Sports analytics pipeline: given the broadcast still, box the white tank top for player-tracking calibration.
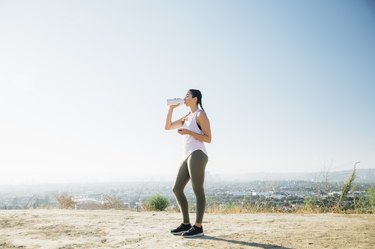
[182,109,208,159]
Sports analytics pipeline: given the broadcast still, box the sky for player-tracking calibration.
[0,0,374,184]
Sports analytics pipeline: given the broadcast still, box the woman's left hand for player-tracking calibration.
[177,128,190,135]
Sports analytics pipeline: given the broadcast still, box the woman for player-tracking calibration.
[164,89,212,238]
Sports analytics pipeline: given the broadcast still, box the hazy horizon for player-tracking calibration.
[1,1,374,185]
[0,167,373,186]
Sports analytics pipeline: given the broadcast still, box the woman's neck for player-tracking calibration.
[189,105,198,114]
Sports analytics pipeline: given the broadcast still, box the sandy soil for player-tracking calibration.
[0,209,374,249]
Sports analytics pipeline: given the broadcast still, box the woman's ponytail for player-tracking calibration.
[199,102,205,112]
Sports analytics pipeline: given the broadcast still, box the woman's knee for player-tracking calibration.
[192,186,205,197]
[172,186,183,195]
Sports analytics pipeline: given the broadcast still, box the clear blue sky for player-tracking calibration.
[0,0,374,184]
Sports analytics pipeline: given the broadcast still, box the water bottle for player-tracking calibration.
[167,98,184,106]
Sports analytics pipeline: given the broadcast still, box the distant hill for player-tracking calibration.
[207,168,375,183]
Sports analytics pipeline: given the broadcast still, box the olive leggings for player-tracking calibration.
[172,150,208,224]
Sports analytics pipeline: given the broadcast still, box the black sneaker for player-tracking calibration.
[170,223,192,235]
[182,225,204,238]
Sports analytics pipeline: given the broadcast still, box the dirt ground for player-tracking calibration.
[0,209,374,249]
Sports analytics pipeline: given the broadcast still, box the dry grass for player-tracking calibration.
[56,194,75,209]
[206,203,287,214]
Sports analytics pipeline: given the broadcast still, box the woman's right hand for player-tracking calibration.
[167,98,183,110]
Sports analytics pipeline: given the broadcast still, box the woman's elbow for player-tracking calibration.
[206,137,212,143]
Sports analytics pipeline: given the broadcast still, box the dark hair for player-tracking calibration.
[189,89,205,112]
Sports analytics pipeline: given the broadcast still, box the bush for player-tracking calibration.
[102,194,125,209]
[368,187,375,211]
[335,162,358,212]
[56,193,75,209]
[146,194,169,211]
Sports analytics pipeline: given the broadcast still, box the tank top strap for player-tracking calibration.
[192,109,201,119]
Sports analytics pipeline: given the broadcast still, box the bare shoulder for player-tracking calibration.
[197,110,209,120]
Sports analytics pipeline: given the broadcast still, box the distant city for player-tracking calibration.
[1,168,374,211]
[206,168,375,183]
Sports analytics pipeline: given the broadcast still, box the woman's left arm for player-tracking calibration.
[177,111,212,143]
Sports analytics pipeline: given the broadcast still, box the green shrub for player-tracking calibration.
[335,162,358,212]
[368,187,375,211]
[304,197,317,210]
[147,194,169,211]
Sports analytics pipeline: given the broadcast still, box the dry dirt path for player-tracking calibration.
[0,210,374,249]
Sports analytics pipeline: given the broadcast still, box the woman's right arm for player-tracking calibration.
[165,106,185,130]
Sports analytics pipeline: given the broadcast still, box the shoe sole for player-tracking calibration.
[171,231,187,235]
[182,232,204,238]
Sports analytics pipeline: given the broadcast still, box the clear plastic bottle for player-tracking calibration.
[167,98,184,106]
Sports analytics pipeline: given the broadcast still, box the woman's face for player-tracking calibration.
[184,91,197,106]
